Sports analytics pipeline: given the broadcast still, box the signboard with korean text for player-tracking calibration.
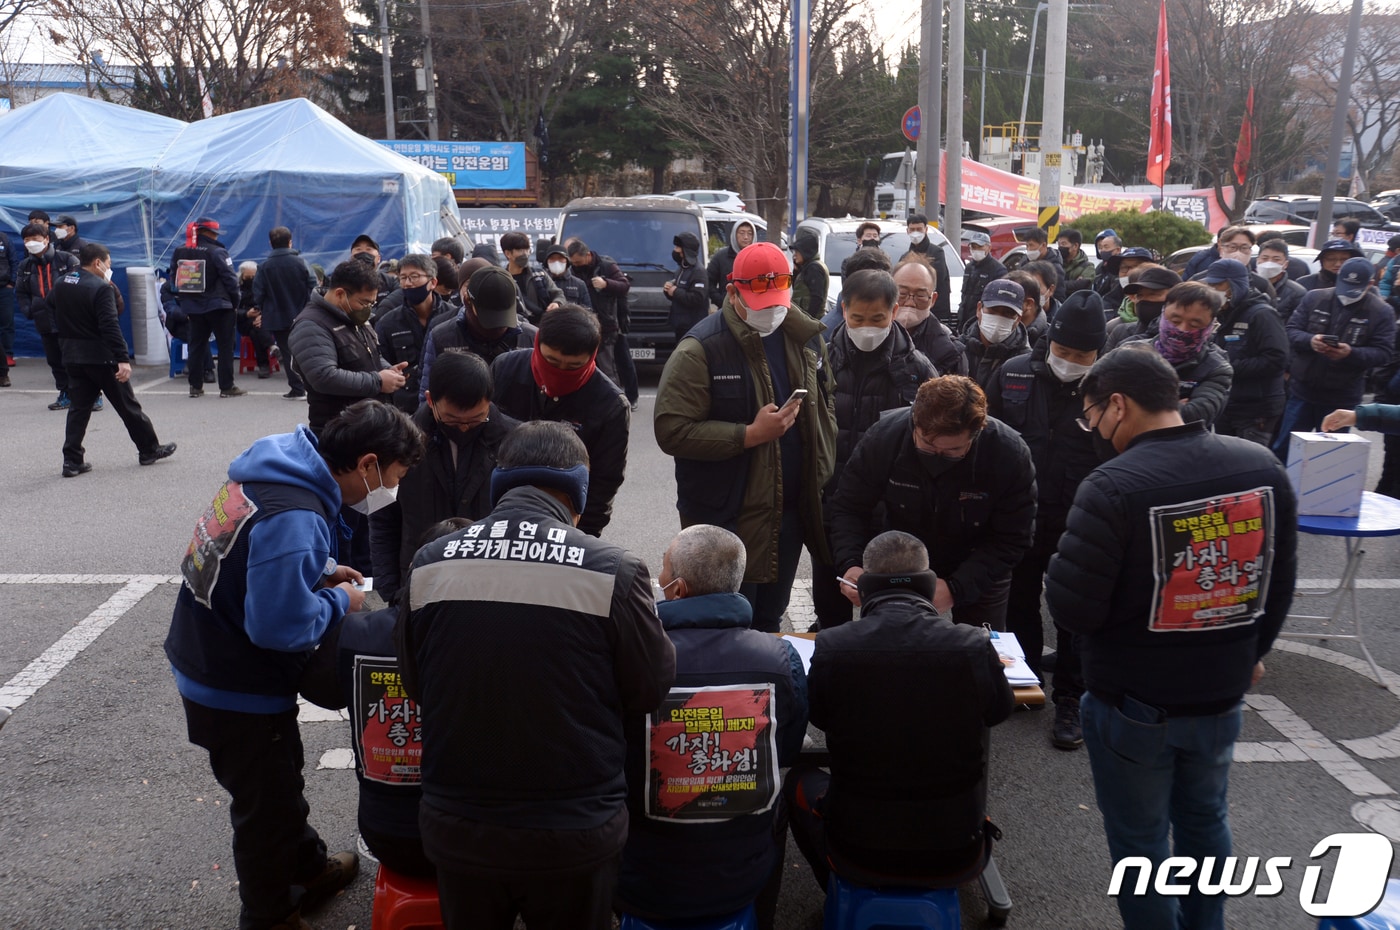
[352,656,422,786]
[181,480,258,607]
[1147,487,1277,632]
[644,684,779,823]
[378,141,525,190]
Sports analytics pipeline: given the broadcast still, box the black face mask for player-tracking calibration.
[861,239,880,249]
[402,283,431,307]
[1136,299,1165,325]
[436,415,482,446]
[1093,413,1121,462]
[1059,247,1073,262]
[917,449,964,478]
[673,250,685,266]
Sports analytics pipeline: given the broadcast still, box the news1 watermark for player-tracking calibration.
[1108,833,1395,917]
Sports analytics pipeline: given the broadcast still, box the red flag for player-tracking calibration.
[1145,0,1172,187]
[1233,87,1255,186]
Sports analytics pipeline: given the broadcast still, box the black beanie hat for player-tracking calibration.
[1049,290,1107,352]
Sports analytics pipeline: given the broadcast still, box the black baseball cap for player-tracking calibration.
[467,266,520,328]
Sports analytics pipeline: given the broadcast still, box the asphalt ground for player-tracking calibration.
[2,356,1400,929]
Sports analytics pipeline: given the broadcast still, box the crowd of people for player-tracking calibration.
[37,206,1375,930]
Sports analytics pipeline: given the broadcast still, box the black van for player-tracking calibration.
[557,196,707,366]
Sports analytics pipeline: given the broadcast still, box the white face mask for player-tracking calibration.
[969,249,988,262]
[1257,261,1284,280]
[909,231,926,244]
[54,228,69,240]
[349,462,398,515]
[847,325,892,353]
[1118,276,1131,289]
[103,264,113,281]
[895,304,929,329]
[547,261,567,276]
[741,303,788,335]
[1047,351,1093,382]
[1024,248,1041,261]
[979,311,1017,343]
[1338,291,1366,305]
[24,240,46,255]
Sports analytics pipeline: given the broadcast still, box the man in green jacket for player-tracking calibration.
[654,241,836,632]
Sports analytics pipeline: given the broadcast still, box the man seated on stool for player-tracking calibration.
[788,530,1014,892]
[300,517,472,879]
[617,525,808,929]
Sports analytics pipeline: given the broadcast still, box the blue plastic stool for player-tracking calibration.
[618,903,757,930]
[168,337,185,377]
[1318,877,1400,928]
[824,872,961,930]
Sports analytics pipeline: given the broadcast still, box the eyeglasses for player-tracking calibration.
[350,295,376,310]
[1218,242,1253,256]
[897,287,933,303]
[399,274,432,286]
[438,412,490,430]
[1076,399,1107,432]
[733,272,792,294]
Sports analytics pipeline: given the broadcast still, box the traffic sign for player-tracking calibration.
[902,106,921,142]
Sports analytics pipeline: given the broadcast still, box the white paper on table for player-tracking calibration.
[781,634,816,675]
[989,630,1040,686]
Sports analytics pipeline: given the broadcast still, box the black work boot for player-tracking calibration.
[1051,697,1083,751]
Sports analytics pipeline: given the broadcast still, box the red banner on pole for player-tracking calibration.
[1233,87,1255,186]
[1145,0,1172,187]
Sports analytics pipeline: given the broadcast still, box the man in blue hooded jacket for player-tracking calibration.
[165,400,425,930]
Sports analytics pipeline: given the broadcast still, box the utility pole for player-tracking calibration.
[378,0,394,140]
[917,0,942,221]
[946,0,964,248]
[1038,0,1068,240]
[1316,0,1365,248]
[788,0,812,234]
[979,49,987,162]
[1019,3,1047,145]
[419,0,439,140]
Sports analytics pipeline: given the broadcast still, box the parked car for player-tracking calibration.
[795,216,963,317]
[556,196,708,366]
[1370,190,1400,221]
[1165,243,1320,277]
[1244,195,1400,231]
[960,214,1041,264]
[670,189,746,212]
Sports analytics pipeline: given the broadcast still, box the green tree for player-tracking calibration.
[1067,208,1211,256]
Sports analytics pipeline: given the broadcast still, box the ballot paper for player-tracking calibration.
[781,634,816,674]
[989,630,1040,686]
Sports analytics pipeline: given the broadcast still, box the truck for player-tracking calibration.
[874,150,917,221]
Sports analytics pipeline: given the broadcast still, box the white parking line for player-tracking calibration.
[1244,693,1393,797]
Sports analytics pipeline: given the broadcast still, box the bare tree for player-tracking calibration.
[47,0,348,120]
[0,0,43,38]
[1301,9,1400,189]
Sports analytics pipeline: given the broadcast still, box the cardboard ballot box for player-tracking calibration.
[1286,431,1370,518]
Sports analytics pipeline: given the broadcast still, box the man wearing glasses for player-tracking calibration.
[830,375,1036,631]
[895,257,967,375]
[375,254,455,413]
[655,241,836,633]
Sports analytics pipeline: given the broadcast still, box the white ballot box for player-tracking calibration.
[1286,431,1370,517]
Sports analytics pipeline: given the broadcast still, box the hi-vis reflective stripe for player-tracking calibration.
[409,558,615,618]
[1038,206,1060,242]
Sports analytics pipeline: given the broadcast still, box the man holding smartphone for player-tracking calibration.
[655,241,836,632]
[1274,256,1396,457]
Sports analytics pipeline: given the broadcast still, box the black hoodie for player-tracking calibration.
[668,232,709,335]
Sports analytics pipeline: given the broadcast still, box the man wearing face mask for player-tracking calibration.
[418,263,537,405]
[655,241,836,633]
[290,259,408,436]
[1096,246,1154,313]
[1046,349,1296,930]
[1299,238,1364,292]
[958,231,1006,324]
[491,304,629,538]
[51,242,176,478]
[373,254,455,413]
[831,375,1036,630]
[812,269,937,629]
[1254,239,1307,323]
[1106,264,1181,351]
[1057,228,1095,291]
[54,214,86,256]
[170,217,246,398]
[666,232,710,344]
[1274,256,1398,455]
[1123,281,1234,429]
[370,349,518,605]
[790,228,830,319]
[16,221,80,409]
[898,214,953,325]
[1205,259,1288,446]
[963,278,1031,390]
[895,257,967,376]
[987,290,1106,749]
[1016,262,1059,342]
[500,231,561,324]
[167,400,426,930]
[1018,228,1063,291]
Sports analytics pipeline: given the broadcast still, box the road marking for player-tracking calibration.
[0,573,179,585]
[1243,693,1393,796]
[0,577,165,710]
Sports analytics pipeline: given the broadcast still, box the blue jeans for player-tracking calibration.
[1270,394,1338,460]
[1081,692,1242,930]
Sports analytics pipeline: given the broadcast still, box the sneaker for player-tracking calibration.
[297,850,359,912]
[61,462,93,478]
[138,442,177,466]
[48,393,70,410]
[257,366,272,379]
[92,397,104,412]
[220,386,247,398]
[0,374,9,387]
[284,389,306,400]
[1040,650,1058,673]
[189,387,204,398]
[1051,699,1083,751]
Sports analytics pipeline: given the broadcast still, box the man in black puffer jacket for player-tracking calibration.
[1124,282,1234,429]
[418,264,536,405]
[1204,259,1288,445]
[813,269,937,629]
[666,231,710,343]
[1046,348,1296,930]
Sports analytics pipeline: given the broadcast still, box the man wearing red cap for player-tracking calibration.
[169,217,245,398]
[655,241,836,632]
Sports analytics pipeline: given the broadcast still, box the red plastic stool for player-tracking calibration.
[371,863,444,930]
[238,337,279,374]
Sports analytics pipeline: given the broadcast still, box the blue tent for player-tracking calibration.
[0,94,456,356]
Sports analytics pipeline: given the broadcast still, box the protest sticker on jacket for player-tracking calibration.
[353,656,422,786]
[181,480,257,607]
[645,684,778,823]
[1147,487,1276,632]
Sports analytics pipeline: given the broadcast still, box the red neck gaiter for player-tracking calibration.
[530,333,596,398]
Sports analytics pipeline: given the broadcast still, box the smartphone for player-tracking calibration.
[1322,334,1341,347]
[783,389,809,408]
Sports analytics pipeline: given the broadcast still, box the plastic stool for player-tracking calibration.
[824,872,960,930]
[168,338,185,377]
[239,336,279,374]
[1318,878,1400,928]
[619,903,758,930]
[370,863,444,930]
